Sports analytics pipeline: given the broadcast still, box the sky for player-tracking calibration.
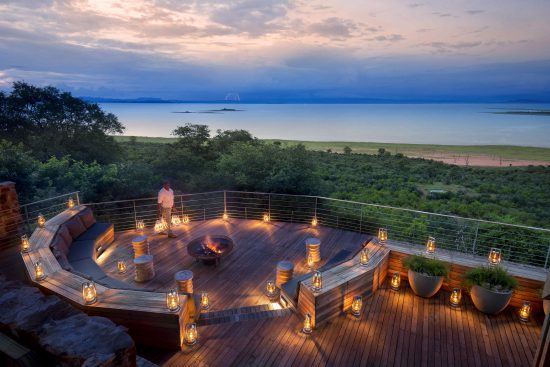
[1,0,550,102]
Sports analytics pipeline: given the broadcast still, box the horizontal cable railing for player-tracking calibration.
[4,190,549,270]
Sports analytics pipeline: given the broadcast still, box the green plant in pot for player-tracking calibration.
[403,255,449,298]
[464,266,517,315]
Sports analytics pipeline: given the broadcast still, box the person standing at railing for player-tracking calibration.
[158,181,177,238]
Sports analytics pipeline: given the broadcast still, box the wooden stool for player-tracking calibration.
[276,261,294,287]
[175,270,194,294]
[134,255,155,282]
[305,238,321,263]
[132,235,149,258]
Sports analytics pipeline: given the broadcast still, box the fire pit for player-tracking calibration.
[187,235,234,265]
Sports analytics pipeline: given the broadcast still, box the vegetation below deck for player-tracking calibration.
[1,83,549,230]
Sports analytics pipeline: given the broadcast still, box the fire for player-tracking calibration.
[204,236,223,254]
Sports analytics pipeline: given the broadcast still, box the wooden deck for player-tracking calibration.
[98,219,543,366]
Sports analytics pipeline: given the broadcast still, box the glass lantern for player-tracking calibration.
[34,260,46,281]
[426,236,436,254]
[117,260,127,274]
[166,289,180,312]
[302,313,313,334]
[449,288,462,308]
[351,295,363,317]
[488,248,502,266]
[21,234,31,253]
[359,248,370,266]
[263,213,270,223]
[519,301,531,322]
[82,281,97,305]
[266,280,276,298]
[67,197,75,209]
[390,272,400,291]
[311,217,318,227]
[37,214,46,228]
[200,292,210,310]
[378,228,388,243]
[136,220,145,232]
[312,271,323,292]
[185,323,198,345]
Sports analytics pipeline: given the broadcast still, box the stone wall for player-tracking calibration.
[0,275,137,366]
[0,182,25,280]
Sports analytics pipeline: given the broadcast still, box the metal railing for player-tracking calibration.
[82,190,550,270]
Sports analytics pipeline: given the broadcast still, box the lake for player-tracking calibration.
[99,103,550,147]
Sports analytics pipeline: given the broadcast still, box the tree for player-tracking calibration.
[343,146,352,155]
[171,124,210,152]
[209,129,256,154]
[0,82,124,163]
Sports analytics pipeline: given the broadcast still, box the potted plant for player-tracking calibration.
[404,254,448,298]
[464,266,517,315]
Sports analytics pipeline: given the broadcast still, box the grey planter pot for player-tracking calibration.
[470,285,513,315]
[407,269,444,298]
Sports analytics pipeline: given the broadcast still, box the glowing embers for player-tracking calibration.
[302,313,313,334]
[166,289,180,312]
[449,288,462,308]
[390,272,401,291]
[82,281,97,305]
[21,234,31,253]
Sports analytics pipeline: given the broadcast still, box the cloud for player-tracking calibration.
[408,3,424,8]
[466,10,485,15]
[370,34,405,42]
[432,12,453,18]
[419,41,482,53]
[307,17,359,39]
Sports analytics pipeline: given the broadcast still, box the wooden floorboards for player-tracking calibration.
[98,219,542,366]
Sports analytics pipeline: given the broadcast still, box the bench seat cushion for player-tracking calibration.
[70,258,131,289]
[64,216,87,239]
[75,222,113,242]
[78,207,96,229]
[67,240,95,263]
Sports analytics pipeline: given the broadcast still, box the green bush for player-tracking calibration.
[463,266,518,292]
[403,254,449,277]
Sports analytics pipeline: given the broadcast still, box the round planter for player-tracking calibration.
[407,269,444,298]
[470,285,513,315]
[544,300,550,315]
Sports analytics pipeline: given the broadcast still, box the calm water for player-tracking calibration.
[99,103,550,147]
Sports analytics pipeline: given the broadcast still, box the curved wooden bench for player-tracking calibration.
[21,207,196,350]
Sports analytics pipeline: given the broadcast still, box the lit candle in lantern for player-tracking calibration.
[519,301,531,322]
[378,228,388,243]
[200,292,210,310]
[351,295,363,317]
[117,260,127,274]
[82,281,97,305]
[37,214,46,228]
[449,288,462,308]
[21,234,31,253]
[426,236,436,254]
[67,197,75,209]
[185,323,198,345]
[390,272,400,291]
[311,217,318,227]
[154,219,168,233]
[263,213,270,223]
[488,248,502,266]
[166,289,180,312]
[171,215,181,226]
[182,215,190,224]
[34,260,46,281]
[302,313,313,334]
[223,212,229,221]
[307,252,315,269]
[266,280,276,298]
[359,248,370,266]
[312,271,323,292]
[136,220,145,232]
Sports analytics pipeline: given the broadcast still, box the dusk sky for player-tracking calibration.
[1,0,550,102]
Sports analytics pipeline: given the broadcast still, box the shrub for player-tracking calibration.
[464,266,518,292]
[403,254,449,277]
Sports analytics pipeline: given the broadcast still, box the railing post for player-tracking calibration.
[75,192,80,205]
[23,205,31,234]
[359,208,363,233]
[133,200,138,228]
[224,190,227,214]
[471,222,479,256]
[268,193,271,215]
[314,197,318,218]
[544,243,550,269]
[180,196,184,218]
[203,208,206,221]
[245,207,248,220]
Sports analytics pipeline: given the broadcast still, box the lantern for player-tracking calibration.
[449,288,462,308]
[488,248,502,266]
[117,260,127,274]
[359,248,370,266]
[67,197,75,209]
[311,217,318,227]
[307,252,315,269]
[266,280,276,298]
[426,236,436,254]
[200,292,210,310]
[302,313,312,334]
[519,301,531,322]
[37,214,46,228]
[136,220,145,232]
[351,295,363,317]
[154,219,168,233]
[82,281,97,305]
[185,323,198,345]
[390,272,400,291]
[378,228,388,243]
[171,215,181,226]
[222,212,229,221]
[34,260,46,281]
[166,289,180,312]
[263,213,270,223]
[21,234,31,253]
[312,271,323,292]
[182,214,190,224]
